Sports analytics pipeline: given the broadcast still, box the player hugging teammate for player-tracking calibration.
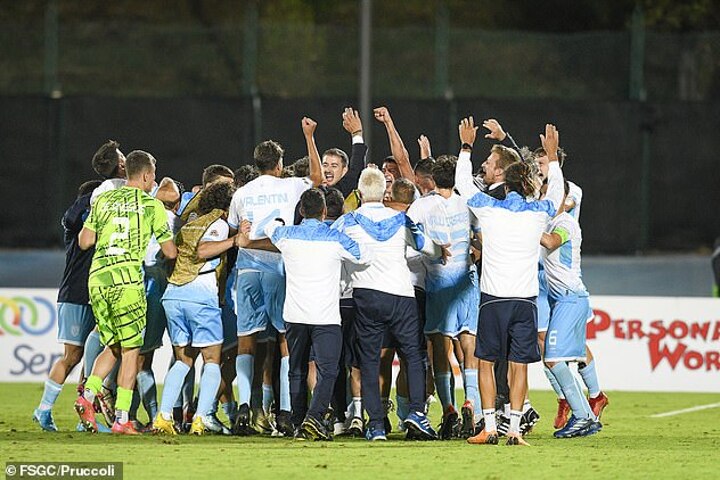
[35,107,608,444]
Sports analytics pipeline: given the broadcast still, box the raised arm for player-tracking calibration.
[374,106,415,182]
[418,134,432,160]
[302,117,324,187]
[540,124,564,215]
[455,116,482,199]
[483,118,522,158]
[336,108,367,197]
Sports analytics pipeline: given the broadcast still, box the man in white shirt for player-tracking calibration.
[331,167,445,441]
[407,155,482,439]
[226,117,323,436]
[456,118,564,446]
[263,188,371,440]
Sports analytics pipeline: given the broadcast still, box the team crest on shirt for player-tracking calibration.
[209,229,218,236]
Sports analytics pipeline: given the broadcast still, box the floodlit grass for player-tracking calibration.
[1,384,719,479]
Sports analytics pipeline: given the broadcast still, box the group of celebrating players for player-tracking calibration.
[32,106,609,445]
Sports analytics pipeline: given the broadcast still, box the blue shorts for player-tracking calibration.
[234,270,286,336]
[537,269,551,332]
[221,272,239,352]
[544,292,591,363]
[425,270,479,338]
[162,299,224,348]
[475,293,540,364]
[57,303,95,346]
[142,270,168,354]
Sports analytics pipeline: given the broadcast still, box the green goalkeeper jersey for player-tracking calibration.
[84,186,172,288]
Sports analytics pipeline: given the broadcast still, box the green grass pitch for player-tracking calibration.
[1,384,719,479]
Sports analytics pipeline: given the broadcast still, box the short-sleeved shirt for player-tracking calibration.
[407,192,479,292]
[164,218,229,303]
[227,174,312,274]
[85,186,172,288]
[541,212,587,298]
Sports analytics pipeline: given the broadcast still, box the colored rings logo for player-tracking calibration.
[0,296,56,336]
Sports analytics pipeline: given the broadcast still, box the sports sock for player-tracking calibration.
[509,410,522,435]
[504,403,511,417]
[396,395,409,422]
[115,386,133,424]
[103,361,119,392]
[250,385,262,410]
[222,401,237,422]
[136,369,158,421]
[129,388,140,420]
[235,354,253,406]
[160,361,191,420]
[482,408,496,432]
[434,371,453,414]
[82,331,103,378]
[196,363,221,417]
[352,397,362,418]
[543,365,565,399]
[181,365,195,411]
[450,372,457,408]
[551,362,593,419]
[39,379,63,411]
[279,356,291,412]
[463,369,481,419]
[83,374,103,403]
[262,384,273,414]
[578,360,601,398]
[522,399,532,414]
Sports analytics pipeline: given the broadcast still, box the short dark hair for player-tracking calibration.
[324,187,344,220]
[383,156,397,166]
[197,181,236,216]
[322,148,349,168]
[391,178,416,205]
[91,140,122,179]
[125,150,156,178]
[77,180,102,198]
[414,157,435,177]
[202,164,234,186]
[293,156,310,177]
[533,147,567,166]
[254,140,284,172]
[234,165,258,188]
[432,155,457,189]
[300,188,326,220]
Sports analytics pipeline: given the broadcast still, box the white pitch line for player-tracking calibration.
[650,402,720,418]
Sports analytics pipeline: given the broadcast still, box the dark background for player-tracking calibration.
[1,0,719,253]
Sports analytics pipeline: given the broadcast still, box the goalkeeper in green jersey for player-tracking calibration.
[75,150,177,434]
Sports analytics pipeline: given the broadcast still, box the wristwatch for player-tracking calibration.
[461,143,473,151]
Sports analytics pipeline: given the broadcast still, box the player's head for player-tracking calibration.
[125,150,157,193]
[155,177,181,211]
[322,148,349,186]
[391,178,416,205]
[358,167,386,203]
[77,180,102,198]
[382,157,400,180]
[414,157,436,195]
[233,165,259,188]
[504,161,536,198]
[481,145,520,185]
[293,156,310,178]
[324,187,344,221]
[299,188,326,221]
[432,155,457,190]
[202,164,234,187]
[533,147,567,181]
[197,180,236,216]
[92,140,125,179]
[254,140,284,176]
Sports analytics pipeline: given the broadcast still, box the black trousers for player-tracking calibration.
[285,322,342,426]
[353,288,426,431]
